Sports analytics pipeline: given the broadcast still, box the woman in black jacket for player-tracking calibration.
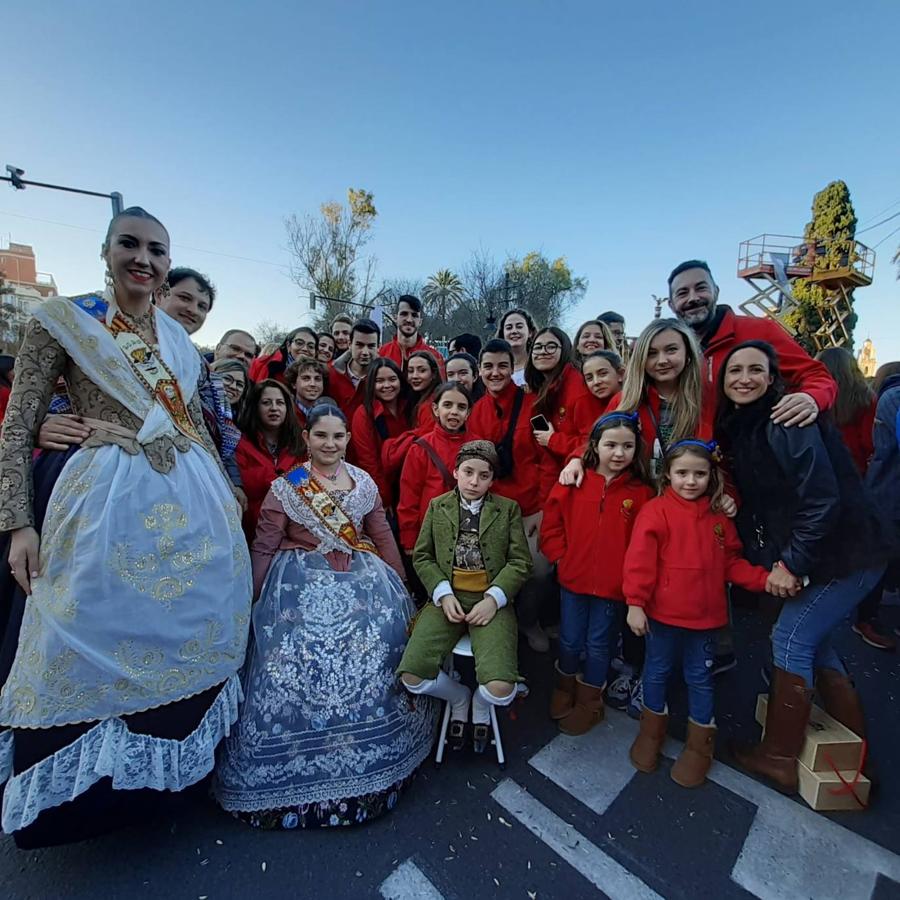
[715,340,888,794]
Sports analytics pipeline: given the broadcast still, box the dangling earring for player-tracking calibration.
[104,266,115,291]
[154,278,171,306]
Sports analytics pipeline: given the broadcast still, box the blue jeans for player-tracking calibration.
[642,619,716,726]
[558,589,618,687]
[772,566,885,687]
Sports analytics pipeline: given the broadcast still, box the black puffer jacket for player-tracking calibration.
[718,391,889,582]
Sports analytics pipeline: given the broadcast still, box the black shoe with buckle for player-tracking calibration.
[448,720,467,751]
[472,723,491,754]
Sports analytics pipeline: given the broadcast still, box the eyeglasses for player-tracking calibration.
[532,342,561,355]
[221,374,246,389]
[224,343,255,361]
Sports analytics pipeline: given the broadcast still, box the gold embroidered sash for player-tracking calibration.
[284,464,379,556]
[106,310,205,445]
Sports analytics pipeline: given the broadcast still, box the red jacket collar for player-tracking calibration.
[486,380,520,412]
[700,305,736,352]
[661,485,712,517]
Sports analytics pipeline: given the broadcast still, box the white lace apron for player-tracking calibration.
[0,295,252,832]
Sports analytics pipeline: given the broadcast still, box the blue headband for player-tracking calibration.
[592,410,640,433]
[666,438,721,460]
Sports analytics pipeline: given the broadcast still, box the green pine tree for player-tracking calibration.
[786,180,858,352]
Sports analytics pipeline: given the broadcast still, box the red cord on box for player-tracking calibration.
[823,739,868,809]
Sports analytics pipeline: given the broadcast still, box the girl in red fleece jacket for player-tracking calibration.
[541,411,655,736]
[624,440,769,788]
[397,382,473,552]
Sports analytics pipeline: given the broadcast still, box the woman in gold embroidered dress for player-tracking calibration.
[0,208,251,848]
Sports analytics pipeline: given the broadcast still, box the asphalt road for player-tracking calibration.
[2,604,899,900]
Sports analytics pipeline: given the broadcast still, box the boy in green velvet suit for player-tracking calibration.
[398,440,532,750]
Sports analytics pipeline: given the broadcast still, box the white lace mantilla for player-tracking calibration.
[0,674,242,834]
[271,463,379,556]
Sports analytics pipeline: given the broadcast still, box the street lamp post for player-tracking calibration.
[3,164,124,217]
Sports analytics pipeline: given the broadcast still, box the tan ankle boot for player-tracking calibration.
[549,663,577,720]
[732,667,812,794]
[558,677,605,736]
[671,720,716,788]
[630,708,668,772]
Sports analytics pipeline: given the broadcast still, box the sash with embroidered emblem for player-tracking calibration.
[284,463,379,556]
[72,293,205,445]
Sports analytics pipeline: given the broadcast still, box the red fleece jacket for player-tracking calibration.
[397,425,469,550]
[623,488,768,630]
[541,470,655,600]
[351,401,412,507]
[467,382,554,516]
[699,306,836,426]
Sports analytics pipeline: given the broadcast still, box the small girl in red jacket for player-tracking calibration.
[624,440,768,788]
[397,382,473,552]
[541,411,655,735]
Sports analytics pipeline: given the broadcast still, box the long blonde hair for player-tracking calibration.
[618,318,702,444]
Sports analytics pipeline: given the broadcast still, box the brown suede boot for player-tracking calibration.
[732,667,812,794]
[671,720,716,788]
[815,667,876,786]
[549,663,577,720]
[558,678,605,736]
[629,708,668,772]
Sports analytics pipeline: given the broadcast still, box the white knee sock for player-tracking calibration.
[472,684,516,725]
[403,672,471,721]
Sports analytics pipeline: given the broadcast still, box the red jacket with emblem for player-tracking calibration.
[235,434,304,540]
[467,382,554,516]
[623,488,768,630]
[397,425,469,550]
[541,471,655,600]
[548,391,611,461]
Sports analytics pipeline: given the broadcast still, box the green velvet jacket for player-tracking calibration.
[412,489,533,601]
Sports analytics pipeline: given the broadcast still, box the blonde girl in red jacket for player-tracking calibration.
[397,382,473,552]
[624,440,768,788]
[541,411,655,736]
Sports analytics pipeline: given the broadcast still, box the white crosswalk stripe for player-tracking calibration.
[379,858,446,900]
[530,711,900,900]
[492,778,664,900]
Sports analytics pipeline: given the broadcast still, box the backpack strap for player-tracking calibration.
[414,437,455,490]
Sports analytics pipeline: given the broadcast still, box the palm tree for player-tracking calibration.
[422,269,466,324]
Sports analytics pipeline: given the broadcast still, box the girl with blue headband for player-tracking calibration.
[541,411,654,735]
[623,438,770,788]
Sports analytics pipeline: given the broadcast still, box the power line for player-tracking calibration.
[858,197,900,227]
[872,223,900,250]
[857,209,900,235]
[0,209,290,271]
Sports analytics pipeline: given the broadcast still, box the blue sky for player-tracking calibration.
[4,1,900,359]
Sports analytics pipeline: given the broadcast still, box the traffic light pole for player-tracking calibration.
[3,164,123,217]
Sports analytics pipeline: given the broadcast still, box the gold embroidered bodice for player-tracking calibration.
[0,317,222,531]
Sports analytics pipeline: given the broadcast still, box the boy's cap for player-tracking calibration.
[456,440,498,473]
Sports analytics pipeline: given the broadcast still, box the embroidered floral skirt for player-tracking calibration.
[212,549,437,824]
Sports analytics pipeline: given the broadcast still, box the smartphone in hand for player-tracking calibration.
[530,415,550,432]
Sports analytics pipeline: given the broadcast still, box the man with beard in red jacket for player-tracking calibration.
[667,259,837,676]
[667,260,836,432]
